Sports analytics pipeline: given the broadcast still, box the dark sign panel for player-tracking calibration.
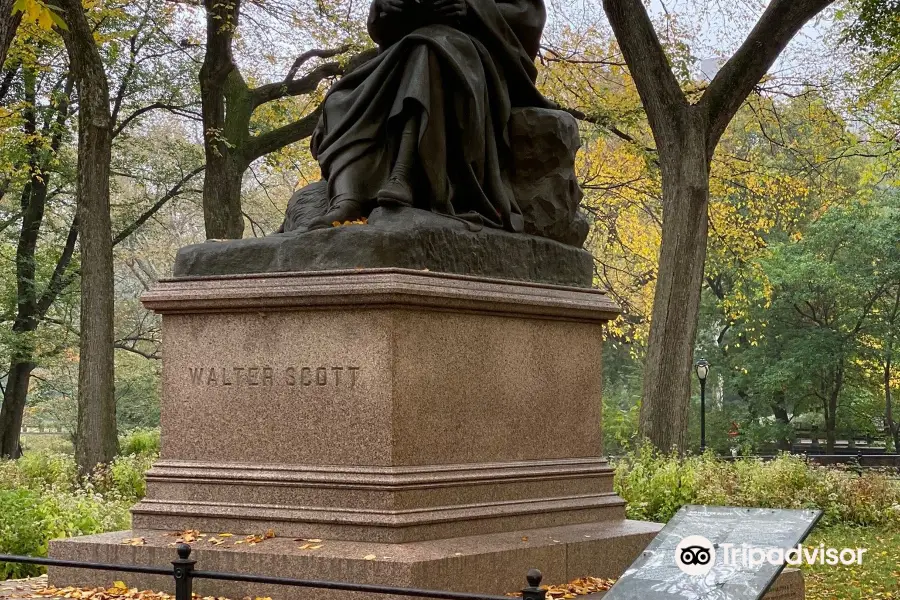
[603,506,822,600]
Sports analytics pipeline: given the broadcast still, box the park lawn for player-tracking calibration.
[20,433,72,454]
[802,525,900,600]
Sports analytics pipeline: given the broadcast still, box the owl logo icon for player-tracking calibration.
[675,535,716,575]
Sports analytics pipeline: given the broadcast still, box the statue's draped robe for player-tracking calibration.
[311,0,551,231]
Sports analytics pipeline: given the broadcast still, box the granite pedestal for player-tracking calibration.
[50,268,665,598]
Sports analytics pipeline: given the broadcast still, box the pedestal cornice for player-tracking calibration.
[141,268,620,322]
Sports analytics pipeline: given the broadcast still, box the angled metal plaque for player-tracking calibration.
[603,505,822,600]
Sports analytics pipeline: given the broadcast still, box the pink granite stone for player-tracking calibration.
[49,521,663,600]
[50,268,675,598]
[129,269,625,542]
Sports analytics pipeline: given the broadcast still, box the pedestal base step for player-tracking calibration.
[49,520,662,600]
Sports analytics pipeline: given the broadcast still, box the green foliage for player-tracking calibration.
[602,344,643,455]
[0,487,48,579]
[842,0,900,57]
[118,428,160,457]
[0,444,158,578]
[0,483,133,579]
[694,191,900,453]
[0,452,78,490]
[612,446,704,522]
[614,447,900,527]
[104,452,155,500]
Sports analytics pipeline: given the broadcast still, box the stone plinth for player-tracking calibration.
[177,207,594,288]
[49,522,662,600]
[50,268,664,598]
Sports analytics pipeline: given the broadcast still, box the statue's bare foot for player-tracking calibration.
[377,173,414,207]
[308,199,366,230]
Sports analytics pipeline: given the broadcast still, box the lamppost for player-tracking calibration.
[695,359,710,453]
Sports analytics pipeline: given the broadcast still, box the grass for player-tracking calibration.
[20,433,72,454]
[803,524,900,600]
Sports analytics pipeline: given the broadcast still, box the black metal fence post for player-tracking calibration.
[521,569,545,600]
[172,544,195,600]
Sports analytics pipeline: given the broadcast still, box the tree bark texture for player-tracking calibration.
[0,361,34,457]
[639,119,710,451]
[58,0,118,474]
[602,0,835,452]
[200,0,245,239]
[0,0,23,69]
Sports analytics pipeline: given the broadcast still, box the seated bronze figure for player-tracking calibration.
[179,0,588,285]
[308,0,553,232]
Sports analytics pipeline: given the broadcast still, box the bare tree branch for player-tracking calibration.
[284,45,350,82]
[112,164,206,245]
[699,0,835,153]
[114,342,160,360]
[113,102,202,137]
[251,62,342,108]
[601,0,687,150]
[244,108,321,162]
[564,106,657,154]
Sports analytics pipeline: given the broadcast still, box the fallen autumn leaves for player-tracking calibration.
[24,576,616,600]
[92,530,617,600]
[31,580,273,600]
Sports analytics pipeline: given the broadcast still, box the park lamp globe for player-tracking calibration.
[695,359,709,382]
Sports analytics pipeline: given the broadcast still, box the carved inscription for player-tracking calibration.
[187,366,360,388]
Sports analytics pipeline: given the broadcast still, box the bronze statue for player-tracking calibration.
[308,0,553,232]
[184,0,590,285]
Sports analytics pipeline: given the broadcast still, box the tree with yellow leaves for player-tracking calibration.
[601,0,838,453]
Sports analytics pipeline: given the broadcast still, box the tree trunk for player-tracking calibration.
[0,68,46,457]
[824,366,843,454]
[0,360,35,457]
[0,0,23,69]
[202,152,246,238]
[199,0,245,239]
[772,396,792,452]
[824,415,836,454]
[195,1,355,239]
[638,113,710,452]
[602,0,835,454]
[59,0,118,474]
[885,346,898,453]
[73,114,117,473]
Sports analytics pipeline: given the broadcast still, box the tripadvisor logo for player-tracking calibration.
[674,535,868,575]
[675,535,716,575]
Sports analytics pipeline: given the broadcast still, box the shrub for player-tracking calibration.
[0,443,157,579]
[0,487,49,578]
[103,453,155,500]
[119,428,160,456]
[613,448,700,522]
[613,446,900,527]
[0,452,77,491]
[0,484,131,579]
